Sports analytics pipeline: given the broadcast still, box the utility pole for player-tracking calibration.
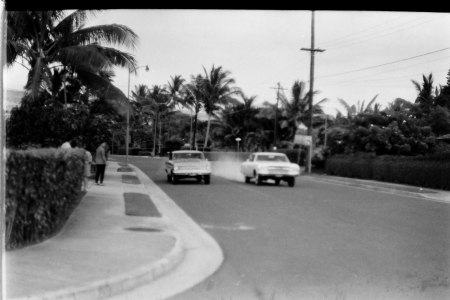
[270,83,287,149]
[301,10,325,173]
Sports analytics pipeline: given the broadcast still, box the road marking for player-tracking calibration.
[200,223,256,231]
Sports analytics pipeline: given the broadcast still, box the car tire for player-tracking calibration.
[255,173,263,186]
[245,176,251,184]
[204,175,211,185]
[274,179,281,185]
[288,177,295,187]
[171,172,178,184]
[196,176,202,183]
[167,174,172,183]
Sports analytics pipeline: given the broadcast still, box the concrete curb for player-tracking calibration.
[13,232,185,300]
[303,175,450,204]
[12,162,186,300]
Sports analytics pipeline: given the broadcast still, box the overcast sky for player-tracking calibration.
[5,10,450,116]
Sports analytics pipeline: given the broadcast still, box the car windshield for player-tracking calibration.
[173,153,205,160]
[256,154,289,162]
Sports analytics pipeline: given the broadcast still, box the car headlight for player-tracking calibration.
[174,165,179,171]
[205,164,211,171]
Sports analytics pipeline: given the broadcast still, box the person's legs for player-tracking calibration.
[98,164,106,184]
[95,164,102,184]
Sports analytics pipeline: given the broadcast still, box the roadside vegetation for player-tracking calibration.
[8,11,449,159]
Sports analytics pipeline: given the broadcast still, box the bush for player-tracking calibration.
[5,148,85,250]
[325,153,450,190]
[138,151,153,156]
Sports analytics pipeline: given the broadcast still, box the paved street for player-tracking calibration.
[115,156,450,300]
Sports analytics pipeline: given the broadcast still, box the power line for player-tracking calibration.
[314,47,450,80]
[326,15,445,51]
[318,55,450,83]
[317,12,412,47]
[320,69,449,84]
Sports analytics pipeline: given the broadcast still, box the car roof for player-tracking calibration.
[172,150,203,154]
[253,152,286,155]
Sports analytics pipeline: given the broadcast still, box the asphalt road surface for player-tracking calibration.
[114,156,450,300]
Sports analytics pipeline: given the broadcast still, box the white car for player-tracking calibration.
[241,152,300,187]
[165,150,212,184]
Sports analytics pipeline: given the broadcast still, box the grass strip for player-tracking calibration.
[124,193,161,217]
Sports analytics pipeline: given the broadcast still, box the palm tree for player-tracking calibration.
[336,94,379,118]
[184,75,205,149]
[201,65,241,150]
[383,98,414,115]
[278,80,328,142]
[146,85,169,155]
[411,73,435,115]
[7,10,137,110]
[213,94,259,151]
[165,75,188,110]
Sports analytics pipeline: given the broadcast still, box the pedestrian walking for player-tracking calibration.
[95,142,108,186]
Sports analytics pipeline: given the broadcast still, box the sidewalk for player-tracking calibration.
[5,161,223,300]
[210,161,450,204]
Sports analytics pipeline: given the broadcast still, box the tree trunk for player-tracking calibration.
[203,114,211,151]
[153,113,158,156]
[192,110,198,150]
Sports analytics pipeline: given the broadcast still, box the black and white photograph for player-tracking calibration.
[3,8,450,300]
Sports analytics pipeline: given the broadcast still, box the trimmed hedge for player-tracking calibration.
[5,148,85,250]
[325,153,450,190]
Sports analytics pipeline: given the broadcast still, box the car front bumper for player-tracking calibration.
[172,170,211,176]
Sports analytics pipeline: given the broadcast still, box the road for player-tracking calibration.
[114,156,450,300]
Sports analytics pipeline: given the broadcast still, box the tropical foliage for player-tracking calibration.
[6,10,450,163]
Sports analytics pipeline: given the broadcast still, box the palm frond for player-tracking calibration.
[364,94,379,112]
[69,24,139,50]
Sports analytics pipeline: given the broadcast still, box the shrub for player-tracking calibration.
[5,148,85,250]
[138,151,153,156]
[325,153,450,190]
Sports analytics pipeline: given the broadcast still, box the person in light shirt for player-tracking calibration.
[94,142,108,186]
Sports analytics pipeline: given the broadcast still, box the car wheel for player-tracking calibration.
[274,179,281,185]
[255,173,263,186]
[204,175,211,185]
[196,176,202,183]
[171,172,178,184]
[288,177,295,187]
[167,174,172,183]
[245,176,251,184]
